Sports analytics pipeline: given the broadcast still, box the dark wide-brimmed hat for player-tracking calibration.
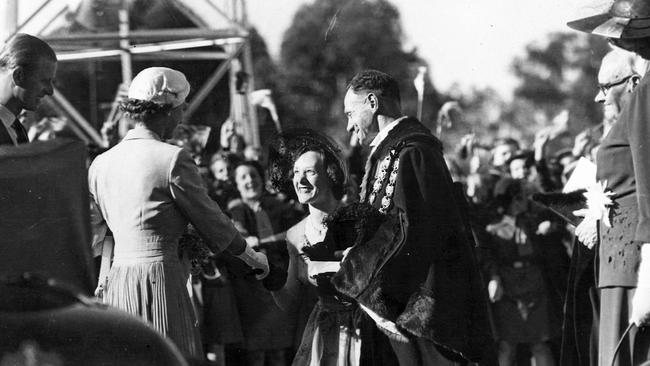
[568,0,650,39]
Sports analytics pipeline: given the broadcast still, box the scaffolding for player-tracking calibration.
[4,0,259,148]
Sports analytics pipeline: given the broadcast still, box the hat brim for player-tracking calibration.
[568,13,627,38]
[568,13,650,39]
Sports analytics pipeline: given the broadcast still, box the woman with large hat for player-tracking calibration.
[267,129,369,365]
[569,2,650,364]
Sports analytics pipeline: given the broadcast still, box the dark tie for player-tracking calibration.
[11,120,28,144]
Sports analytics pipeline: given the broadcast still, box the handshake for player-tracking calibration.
[235,242,269,280]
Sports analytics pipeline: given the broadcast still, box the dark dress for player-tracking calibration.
[279,218,362,366]
[227,195,303,356]
[487,212,558,343]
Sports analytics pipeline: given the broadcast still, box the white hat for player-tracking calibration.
[128,67,190,107]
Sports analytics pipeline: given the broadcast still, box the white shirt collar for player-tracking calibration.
[0,104,16,130]
[369,116,407,153]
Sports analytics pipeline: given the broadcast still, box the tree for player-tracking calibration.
[436,32,609,155]
[277,0,439,146]
[511,32,610,137]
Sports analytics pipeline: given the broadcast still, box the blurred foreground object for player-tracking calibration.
[0,139,187,365]
[0,273,188,366]
[413,66,427,120]
[0,139,95,294]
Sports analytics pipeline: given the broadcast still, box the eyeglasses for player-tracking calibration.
[598,75,636,96]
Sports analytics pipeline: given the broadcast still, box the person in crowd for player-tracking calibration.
[244,145,262,162]
[0,33,56,146]
[335,69,494,365]
[88,67,269,359]
[200,151,244,365]
[228,133,247,157]
[569,3,650,364]
[486,151,569,366]
[207,151,241,209]
[227,160,303,366]
[27,116,66,142]
[490,138,520,176]
[551,49,646,366]
[449,133,492,180]
[268,129,361,365]
[220,118,236,150]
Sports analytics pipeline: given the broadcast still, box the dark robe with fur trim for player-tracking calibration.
[332,118,495,363]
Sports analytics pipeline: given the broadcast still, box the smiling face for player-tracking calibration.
[234,164,263,201]
[492,143,517,168]
[210,159,230,182]
[293,150,334,207]
[509,158,530,180]
[14,59,56,111]
[344,89,376,145]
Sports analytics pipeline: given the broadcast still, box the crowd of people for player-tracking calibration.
[8,0,650,365]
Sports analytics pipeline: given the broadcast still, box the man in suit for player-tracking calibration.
[333,69,494,365]
[0,33,57,146]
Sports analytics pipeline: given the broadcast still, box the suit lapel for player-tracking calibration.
[0,123,15,146]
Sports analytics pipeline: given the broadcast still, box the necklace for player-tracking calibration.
[305,214,327,244]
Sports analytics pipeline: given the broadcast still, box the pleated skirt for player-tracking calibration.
[104,257,202,358]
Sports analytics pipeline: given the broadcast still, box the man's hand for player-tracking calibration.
[572,130,592,158]
[533,130,551,161]
[631,245,650,326]
[573,209,598,249]
[488,276,503,303]
[245,235,260,250]
[486,215,516,240]
[459,133,476,154]
[536,220,553,235]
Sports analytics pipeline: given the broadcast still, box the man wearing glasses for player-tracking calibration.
[594,50,642,137]
[569,0,650,362]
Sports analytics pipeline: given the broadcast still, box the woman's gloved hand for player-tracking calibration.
[573,209,598,249]
[631,244,650,326]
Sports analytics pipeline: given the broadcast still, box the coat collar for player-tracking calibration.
[370,117,440,159]
[122,126,162,142]
[0,104,15,130]
[369,116,408,154]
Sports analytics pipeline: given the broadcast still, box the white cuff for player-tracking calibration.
[636,244,650,289]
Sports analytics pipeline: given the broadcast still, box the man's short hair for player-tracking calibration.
[0,33,57,72]
[347,69,401,105]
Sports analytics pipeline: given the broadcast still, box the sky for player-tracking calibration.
[17,0,614,98]
[246,0,613,98]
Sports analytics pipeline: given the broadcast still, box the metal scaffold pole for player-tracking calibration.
[0,0,18,45]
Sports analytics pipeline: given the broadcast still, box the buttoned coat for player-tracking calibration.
[88,126,239,356]
[88,126,238,252]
